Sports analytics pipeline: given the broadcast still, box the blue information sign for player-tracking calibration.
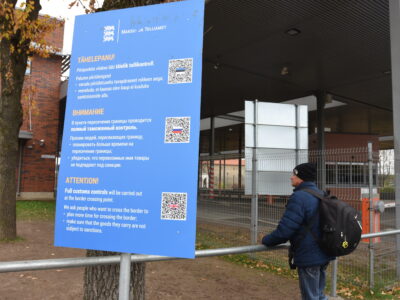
[54,0,204,258]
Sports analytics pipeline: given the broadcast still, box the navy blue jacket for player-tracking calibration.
[262,181,334,267]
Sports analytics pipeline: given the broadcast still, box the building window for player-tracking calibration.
[326,164,336,185]
[337,164,350,184]
[325,162,376,186]
[351,164,365,184]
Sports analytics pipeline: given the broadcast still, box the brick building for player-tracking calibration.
[17,18,64,200]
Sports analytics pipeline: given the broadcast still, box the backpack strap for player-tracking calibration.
[292,188,324,249]
[301,188,325,201]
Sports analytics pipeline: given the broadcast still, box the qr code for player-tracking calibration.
[168,58,193,84]
[164,117,190,143]
[161,192,187,221]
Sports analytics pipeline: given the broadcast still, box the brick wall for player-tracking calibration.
[18,18,64,195]
[309,132,379,151]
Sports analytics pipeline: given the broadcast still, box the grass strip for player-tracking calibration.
[16,200,56,221]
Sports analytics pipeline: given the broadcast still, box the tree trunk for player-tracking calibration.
[0,38,27,240]
[84,250,145,300]
[0,0,41,240]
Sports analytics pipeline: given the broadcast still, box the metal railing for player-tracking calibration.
[0,231,399,300]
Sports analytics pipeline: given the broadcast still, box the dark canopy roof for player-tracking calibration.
[201,0,393,140]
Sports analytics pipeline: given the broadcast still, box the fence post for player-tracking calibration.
[119,253,131,300]
[368,142,375,289]
[251,100,259,245]
[330,259,338,297]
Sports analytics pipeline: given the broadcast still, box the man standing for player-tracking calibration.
[261,162,335,300]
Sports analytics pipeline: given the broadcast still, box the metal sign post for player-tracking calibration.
[118,253,131,300]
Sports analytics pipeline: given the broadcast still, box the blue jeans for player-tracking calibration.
[297,263,329,300]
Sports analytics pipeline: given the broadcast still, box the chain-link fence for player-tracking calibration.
[197,146,399,289]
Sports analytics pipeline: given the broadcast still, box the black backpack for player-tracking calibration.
[302,189,362,257]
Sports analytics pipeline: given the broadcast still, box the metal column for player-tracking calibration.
[238,125,243,189]
[210,117,215,156]
[316,91,327,190]
[251,100,259,245]
[295,105,299,165]
[209,117,215,198]
[389,0,400,278]
[368,142,375,288]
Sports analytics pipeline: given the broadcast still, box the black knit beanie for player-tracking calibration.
[293,163,316,182]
